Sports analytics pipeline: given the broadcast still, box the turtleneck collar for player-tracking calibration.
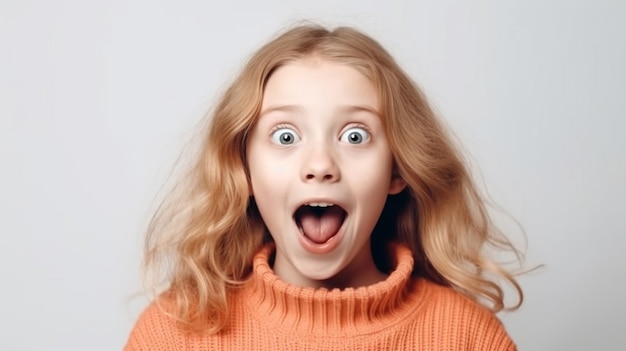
[240,242,430,337]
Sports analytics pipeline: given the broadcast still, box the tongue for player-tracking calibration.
[299,206,344,244]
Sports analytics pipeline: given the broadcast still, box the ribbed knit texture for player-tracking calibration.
[125,243,516,350]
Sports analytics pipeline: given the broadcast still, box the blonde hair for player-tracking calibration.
[144,24,524,334]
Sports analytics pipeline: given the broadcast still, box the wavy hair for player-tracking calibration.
[144,24,524,334]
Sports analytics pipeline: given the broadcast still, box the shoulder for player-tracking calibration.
[409,279,517,351]
[124,296,187,351]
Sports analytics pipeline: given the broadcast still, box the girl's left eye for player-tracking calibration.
[340,127,370,144]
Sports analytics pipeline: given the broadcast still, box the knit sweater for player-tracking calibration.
[125,243,516,350]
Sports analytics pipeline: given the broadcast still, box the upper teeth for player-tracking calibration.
[307,202,334,207]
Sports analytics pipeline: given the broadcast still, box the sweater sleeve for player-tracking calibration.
[123,301,185,351]
[470,310,517,351]
[418,281,517,351]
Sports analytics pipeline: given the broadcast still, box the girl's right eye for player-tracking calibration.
[270,128,300,145]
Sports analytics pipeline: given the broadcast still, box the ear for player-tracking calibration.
[388,172,406,195]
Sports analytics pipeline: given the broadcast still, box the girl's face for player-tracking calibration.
[246,58,405,289]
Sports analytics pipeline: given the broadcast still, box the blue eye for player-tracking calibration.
[271,128,300,145]
[340,127,370,144]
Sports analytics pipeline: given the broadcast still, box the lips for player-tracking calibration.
[294,204,347,244]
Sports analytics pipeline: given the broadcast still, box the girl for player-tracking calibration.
[125,24,524,350]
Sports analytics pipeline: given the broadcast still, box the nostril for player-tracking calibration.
[305,173,335,181]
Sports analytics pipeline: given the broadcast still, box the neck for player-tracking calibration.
[272,240,388,290]
[318,243,388,289]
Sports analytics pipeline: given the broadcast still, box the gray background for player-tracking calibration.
[1,0,625,350]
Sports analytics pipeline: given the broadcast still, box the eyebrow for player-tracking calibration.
[338,105,381,118]
[259,104,381,118]
[259,105,304,117]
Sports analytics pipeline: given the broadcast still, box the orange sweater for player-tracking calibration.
[125,244,516,350]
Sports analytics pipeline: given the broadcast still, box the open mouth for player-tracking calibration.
[294,203,347,244]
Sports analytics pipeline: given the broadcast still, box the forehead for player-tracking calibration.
[261,59,380,112]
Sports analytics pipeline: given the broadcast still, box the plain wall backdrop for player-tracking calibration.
[1,0,625,350]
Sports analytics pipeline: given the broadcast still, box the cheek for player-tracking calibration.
[269,164,287,176]
[251,157,290,181]
[248,155,292,197]
[349,150,393,179]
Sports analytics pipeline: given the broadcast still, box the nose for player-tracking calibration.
[301,144,341,183]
